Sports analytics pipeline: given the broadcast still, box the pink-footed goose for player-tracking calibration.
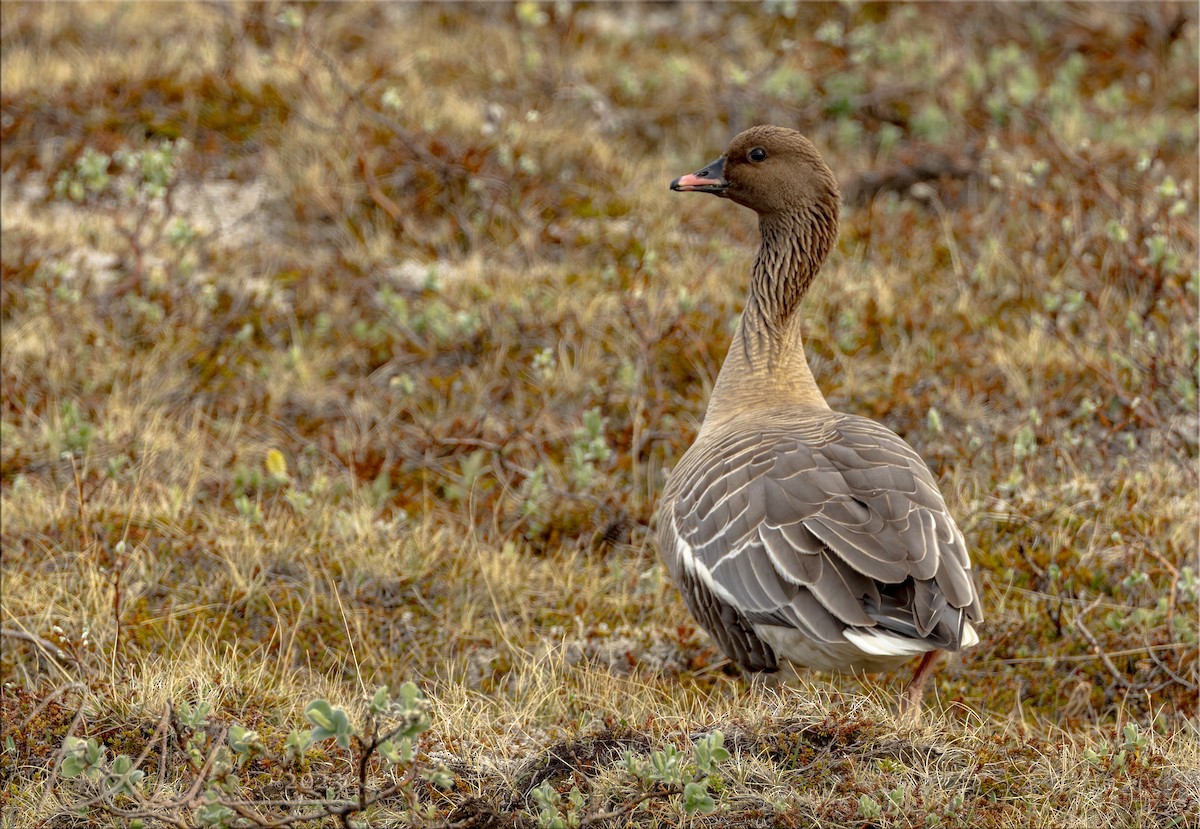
[658,125,982,714]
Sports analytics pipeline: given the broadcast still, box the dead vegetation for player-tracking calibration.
[1,2,1197,827]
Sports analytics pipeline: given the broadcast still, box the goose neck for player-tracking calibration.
[747,211,832,328]
[702,207,837,422]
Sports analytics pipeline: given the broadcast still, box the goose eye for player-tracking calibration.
[748,147,767,162]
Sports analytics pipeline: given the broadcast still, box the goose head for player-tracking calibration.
[671,125,840,221]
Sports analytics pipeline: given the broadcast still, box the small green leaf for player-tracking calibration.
[178,700,212,730]
[305,700,355,748]
[61,736,104,781]
[648,745,684,784]
[683,781,716,814]
[305,700,334,730]
[394,682,432,738]
[369,685,391,715]
[694,730,730,774]
[378,739,402,764]
[927,407,943,434]
[1123,722,1148,751]
[284,729,312,764]
[531,781,557,808]
[60,755,88,779]
[104,754,146,797]
[277,7,303,29]
[422,765,455,789]
[196,789,236,827]
[228,725,262,758]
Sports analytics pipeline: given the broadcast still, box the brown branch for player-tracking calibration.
[1140,629,1197,691]
[68,454,91,550]
[163,725,232,810]
[293,24,468,179]
[355,136,406,227]
[2,626,70,666]
[36,691,90,816]
[90,802,191,829]
[581,787,673,826]
[16,682,86,733]
[1070,600,1142,692]
[842,149,978,207]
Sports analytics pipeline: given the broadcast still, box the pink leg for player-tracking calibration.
[900,650,942,720]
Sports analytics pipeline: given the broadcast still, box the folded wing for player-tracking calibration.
[659,412,983,671]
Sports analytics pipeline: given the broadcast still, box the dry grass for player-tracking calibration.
[2,2,1198,827]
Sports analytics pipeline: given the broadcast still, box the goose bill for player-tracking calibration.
[671,157,729,194]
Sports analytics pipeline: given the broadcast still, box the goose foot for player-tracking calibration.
[899,649,942,722]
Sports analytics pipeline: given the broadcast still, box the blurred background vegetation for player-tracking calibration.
[1,2,1196,826]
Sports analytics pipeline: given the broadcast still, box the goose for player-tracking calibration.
[658,125,982,714]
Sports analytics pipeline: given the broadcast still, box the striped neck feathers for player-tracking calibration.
[740,202,839,361]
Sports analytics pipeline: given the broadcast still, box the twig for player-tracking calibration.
[580,787,672,826]
[842,149,977,207]
[91,801,191,829]
[994,641,1190,665]
[294,25,467,179]
[1071,600,1139,691]
[126,706,173,803]
[1142,546,1180,625]
[16,682,86,733]
[37,690,90,816]
[158,725,232,810]
[73,723,233,816]
[1141,630,1197,691]
[355,133,406,227]
[2,626,70,666]
[158,702,171,796]
[1045,313,1166,431]
[68,453,91,550]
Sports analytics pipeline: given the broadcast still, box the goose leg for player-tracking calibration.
[900,649,942,719]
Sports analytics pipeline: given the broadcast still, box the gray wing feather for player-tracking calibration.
[675,546,779,672]
[659,410,983,668]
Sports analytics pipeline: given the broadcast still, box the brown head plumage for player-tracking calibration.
[672,125,840,219]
